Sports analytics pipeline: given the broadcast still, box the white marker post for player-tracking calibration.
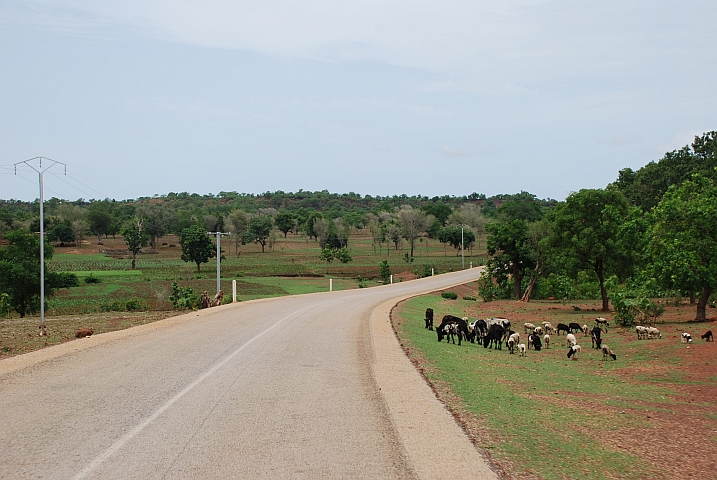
[330,278,333,292]
[232,280,237,303]
[390,275,393,284]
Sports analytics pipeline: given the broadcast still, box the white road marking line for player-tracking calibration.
[72,301,325,480]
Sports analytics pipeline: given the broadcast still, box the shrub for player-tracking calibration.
[357,275,368,288]
[169,281,198,310]
[84,274,101,284]
[606,276,664,327]
[441,291,458,300]
[0,293,11,318]
[379,260,391,284]
[52,272,80,288]
[477,271,499,302]
[462,296,477,301]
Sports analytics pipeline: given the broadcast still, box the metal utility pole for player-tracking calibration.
[461,225,465,269]
[14,157,67,328]
[207,232,230,293]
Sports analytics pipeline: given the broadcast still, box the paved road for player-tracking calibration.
[0,269,497,479]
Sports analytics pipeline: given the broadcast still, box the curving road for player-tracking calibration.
[0,269,497,479]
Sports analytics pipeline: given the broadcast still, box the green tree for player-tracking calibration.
[180,225,215,273]
[242,216,273,252]
[648,173,717,321]
[122,218,149,270]
[0,229,54,317]
[274,212,296,237]
[547,189,630,311]
[379,260,391,284]
[438,226,476,255]
[224,209,249,255]
[397,207,433,258]
[48,222,75,246]
[87,203,113,242]
[136,203,175,248]
[319,246,335,265]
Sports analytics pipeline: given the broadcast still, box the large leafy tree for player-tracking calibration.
[648,173,717,321]
[0,229,55,317]
[485,198,544,299]
[397,207,433,258]
[612,131,717,211]
[242,216,273,252]
[547,189,630,311]
[438,226,476,255]
[274,212,296,237]
[180,224,215,273]
[136,203,175,248]
[87,203,113,242]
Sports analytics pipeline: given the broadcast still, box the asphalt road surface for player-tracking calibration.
[0,269,498,479]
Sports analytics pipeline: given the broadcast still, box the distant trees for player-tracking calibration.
[242,216,273,252]
[136,204,175,248]
[438,226,475,255]
[87,203,113,242]
[122,218,149,270]
[397,207,433,258]
[224,209,248,255]
[180,225,215,273]
[274,212,296,237]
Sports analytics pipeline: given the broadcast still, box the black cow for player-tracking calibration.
[471,319,488,342]
[425,308,434,330]
[528,333,542,351]
[436,315,471,345]
[702,330,713,342]
[557,323,570,335]
[591,327,603,349]
[483,323,505,350]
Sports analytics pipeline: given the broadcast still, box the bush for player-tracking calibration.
[0,293,11,318]
[462,296,477,301]
[441,291,458,300]
[379,260,391,284]
[84,274,101,284]
[169,281,199,310]
[606,276,664,327]
[357,275,368,288]
[477,271,500,302]
[52,272,80,288]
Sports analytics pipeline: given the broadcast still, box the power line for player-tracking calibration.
[48,172,100,199]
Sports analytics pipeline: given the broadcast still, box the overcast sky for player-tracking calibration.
[1,1,715,202]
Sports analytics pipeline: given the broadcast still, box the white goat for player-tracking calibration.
[566,333,577,347]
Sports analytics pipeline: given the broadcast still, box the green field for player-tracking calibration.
[393,293,717,480]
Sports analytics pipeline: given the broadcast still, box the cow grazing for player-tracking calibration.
[436,315,471,345]
[483,323,505,350]
[528,333,542,351]
[425,308,434,330]
[557,323,570,335]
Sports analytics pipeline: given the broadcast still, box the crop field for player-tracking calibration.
[1,231,482,358]
[392,288,717,480]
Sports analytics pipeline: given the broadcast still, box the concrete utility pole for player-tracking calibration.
[207,232,230,293]
[13,157,66,328]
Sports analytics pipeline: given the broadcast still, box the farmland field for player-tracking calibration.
[1,231,484,358]
[392,287,717,479]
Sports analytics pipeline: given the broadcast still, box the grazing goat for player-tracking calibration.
[528,333,542,351]
[635,325,648,340]
[681,332,692,344]
[507,337,516,354]
[443,323,459,344]
[595,317,609,332]
[534,326,544,336]
[424,308,434,330]
[568,323,583,334]
[602,344,617,361]
[567,344,581,359]
[483,323,505,350]
[702,330,713,342]
[471,320,488,342]
[647,327,662,339]
[557,323,570,335]
[581,324,589,335]
[591,327,603,349]
[566,333,577,347]
[544,323,556,335]
[543,334,550,349]
[436,315,471,345]
[524,323,536,334]
[518,343,527,357]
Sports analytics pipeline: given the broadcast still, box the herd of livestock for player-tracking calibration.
[424,308,714,361]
